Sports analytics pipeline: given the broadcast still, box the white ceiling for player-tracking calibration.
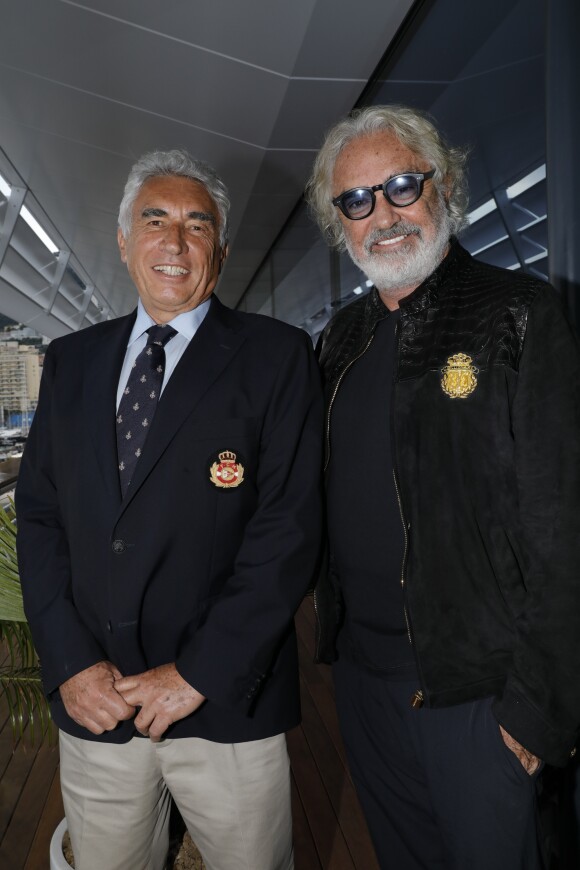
[0,0,414,334]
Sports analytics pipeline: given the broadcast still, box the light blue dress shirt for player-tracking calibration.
[116,298,211,411]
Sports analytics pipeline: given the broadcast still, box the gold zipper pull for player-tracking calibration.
[410,689,424,709]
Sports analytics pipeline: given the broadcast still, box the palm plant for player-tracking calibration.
[0,496,53,743]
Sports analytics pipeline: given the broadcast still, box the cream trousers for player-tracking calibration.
[59,730,294,870]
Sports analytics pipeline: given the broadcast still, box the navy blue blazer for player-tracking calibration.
[16,296,324,743]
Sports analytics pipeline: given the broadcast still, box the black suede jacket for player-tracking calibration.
[315,240,580,767]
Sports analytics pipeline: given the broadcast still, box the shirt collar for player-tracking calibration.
[127,297,212,346]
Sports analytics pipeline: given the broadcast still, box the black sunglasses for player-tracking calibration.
[332,170,436,220]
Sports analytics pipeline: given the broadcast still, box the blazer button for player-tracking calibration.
[112,539,126,554]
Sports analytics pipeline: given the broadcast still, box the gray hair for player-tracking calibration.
[118,149,230,247]
[305,105,469,250]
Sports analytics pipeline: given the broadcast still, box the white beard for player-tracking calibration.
[345,197,452,292]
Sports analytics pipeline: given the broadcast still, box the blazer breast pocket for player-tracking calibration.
[182,418,259,495]
[183,416,259,443]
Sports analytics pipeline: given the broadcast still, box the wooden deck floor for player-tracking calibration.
[290,598,378,870]
[0,681,64,869]
[0,597,377,869]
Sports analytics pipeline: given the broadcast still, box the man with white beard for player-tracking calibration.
[306,105,580,869]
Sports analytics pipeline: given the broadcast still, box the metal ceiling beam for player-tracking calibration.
[76,284,94,328]
[0,186,26,265]
[46,249,71,315]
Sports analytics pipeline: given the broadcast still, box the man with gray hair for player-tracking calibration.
[16,149,323,869]
[306,105,580,868]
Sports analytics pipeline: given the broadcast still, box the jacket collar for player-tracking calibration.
[82,296,246,514]
[116,295,246,516]
[82,312,136,507]
[364,237,465,318]
[397,236,465,315]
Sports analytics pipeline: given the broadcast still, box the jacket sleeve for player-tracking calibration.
[492,286,580,765]
[175,330,324,712]
[15,342,106,694]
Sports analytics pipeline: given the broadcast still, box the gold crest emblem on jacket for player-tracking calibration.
[209,450,245,488]
[441,353,478,399]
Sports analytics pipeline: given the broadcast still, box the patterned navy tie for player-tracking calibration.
[116,324,177,496]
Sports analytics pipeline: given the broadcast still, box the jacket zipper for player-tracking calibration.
[391,320,424,709]
[393,469,411,646]
[393,468,423,708]
[324,335,375,472]
[314,333,376,658]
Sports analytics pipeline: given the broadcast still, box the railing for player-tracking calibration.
[0,456,20,496]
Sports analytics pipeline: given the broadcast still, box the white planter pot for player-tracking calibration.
[49,818,70,870]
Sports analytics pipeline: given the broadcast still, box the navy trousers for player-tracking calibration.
[333,657,546,870]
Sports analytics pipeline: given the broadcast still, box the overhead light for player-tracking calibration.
[467,164,546,225]
[467,198,496,225]
[0,173,11,198]
[20,205,59,254]
[353,286,363,295]
[0,171,59,253]
[524,250,547,264]
[470,233,509,257]
[365,280,373,287]
[507,165,546,200]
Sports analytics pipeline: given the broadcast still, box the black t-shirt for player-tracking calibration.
[326,309,416,677]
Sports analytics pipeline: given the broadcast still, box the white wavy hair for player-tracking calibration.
[305,104,469,250]
[118,149,230,247]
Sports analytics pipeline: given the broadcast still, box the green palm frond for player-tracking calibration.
[0,496,54,744]
[1,619,37,668]
[0,498,25,622]
[0,663,54,744]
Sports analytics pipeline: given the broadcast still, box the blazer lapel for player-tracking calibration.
[83,313,136,505]
[117,297,246,514]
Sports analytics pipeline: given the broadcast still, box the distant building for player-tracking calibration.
[2,324,41,342]
[0,340,41,429]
